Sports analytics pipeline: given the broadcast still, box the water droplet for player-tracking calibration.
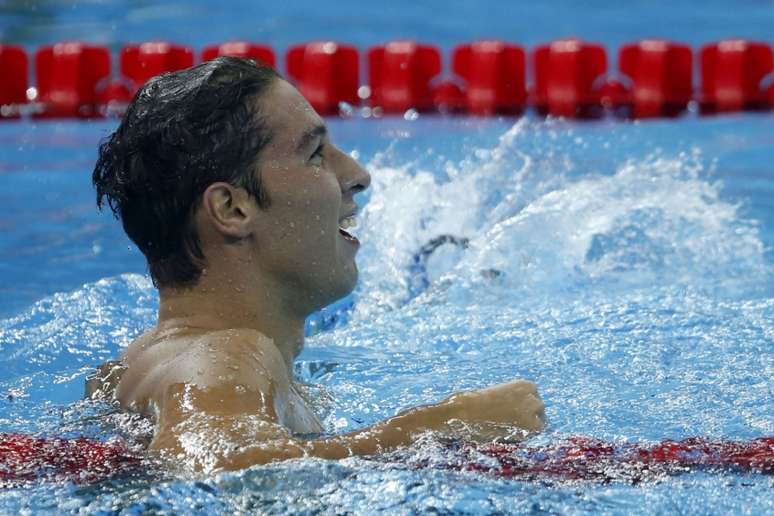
[338,102,354,117]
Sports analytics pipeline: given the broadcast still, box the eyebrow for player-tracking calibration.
[296,124,327,154]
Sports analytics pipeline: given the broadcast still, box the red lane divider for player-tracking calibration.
[432,80,466,114]
[2,38,774,119]
[368,41,441,113]
[619,40,693,118]
[452,40,527,115]
[96,80,134,115]
[456,436,774,482]
[597,77,629,113]
[2,433,771,486]
[202,41,276,68]
[35,42,110,118]
[0,45,27,118]
[533,39,607,118]
[121,41,194,93]
[700,39,774,113]
[286,41,359,116]
[0,433,141,487]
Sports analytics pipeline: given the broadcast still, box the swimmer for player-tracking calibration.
[88,57,545,472]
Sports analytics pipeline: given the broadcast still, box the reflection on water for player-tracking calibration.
[3,1,774,51]
[0,0,55,45]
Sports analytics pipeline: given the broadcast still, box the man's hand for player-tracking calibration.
[439,380,545,442]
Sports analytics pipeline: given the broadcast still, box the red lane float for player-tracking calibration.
[35,42,110,118]
[1,433,771,486]
[432,81,466,114]
[95,80,134,117]
[286,41,359,116]
[368,41,441,113]
[2,39,774,119]
[533,39,607,118]
[700,39,774,113]
[619,40,693,118]
[0,45,27,119]
[121,41,194,92]
[597,78,629,113]
[202,41,276,68]
[452,40,527,115]
[0,433,140,487]
[443,436,774,482]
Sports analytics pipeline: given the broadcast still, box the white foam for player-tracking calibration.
[351,121,768,320]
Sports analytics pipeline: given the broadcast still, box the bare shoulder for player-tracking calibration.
[116,327,290,414]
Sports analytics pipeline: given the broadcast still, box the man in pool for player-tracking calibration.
[88,57,545,473]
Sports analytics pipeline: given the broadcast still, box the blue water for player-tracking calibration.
[2,1,774,514]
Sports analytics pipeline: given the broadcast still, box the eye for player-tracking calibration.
[310,143,324,164]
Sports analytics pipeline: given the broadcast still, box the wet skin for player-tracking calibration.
[88,79,545,473]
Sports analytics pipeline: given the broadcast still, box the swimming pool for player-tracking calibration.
[2,1,774,514]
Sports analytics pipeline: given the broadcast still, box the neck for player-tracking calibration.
[156,267,307,376]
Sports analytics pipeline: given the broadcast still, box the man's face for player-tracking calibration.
[250,79,371,314]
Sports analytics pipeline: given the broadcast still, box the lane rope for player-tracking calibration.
[2,433,771,486]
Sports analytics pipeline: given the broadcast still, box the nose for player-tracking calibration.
[337,148,371,196]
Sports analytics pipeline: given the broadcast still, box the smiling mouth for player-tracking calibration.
[338,215,359,246]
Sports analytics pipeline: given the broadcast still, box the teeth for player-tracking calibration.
[339,216,357,230]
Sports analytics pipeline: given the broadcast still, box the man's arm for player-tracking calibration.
[151,380,544,474]
[144,333,545,473]
[151,378,544,473]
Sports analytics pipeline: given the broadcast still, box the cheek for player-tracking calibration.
[267,171,341,244]
[302,172,340,220]
[295,172,339,222]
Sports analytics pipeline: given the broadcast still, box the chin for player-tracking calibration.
[331,264,359,302]
[304,266,358,314]
[334,269,359,300]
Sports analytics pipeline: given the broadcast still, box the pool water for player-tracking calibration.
[2,1,774,514]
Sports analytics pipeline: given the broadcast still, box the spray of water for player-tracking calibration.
[351,120,767,321]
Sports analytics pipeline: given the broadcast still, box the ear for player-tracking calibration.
[201,182,256,238]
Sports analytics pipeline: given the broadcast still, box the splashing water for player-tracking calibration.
[351,120,768,318]
[1,118,773,514]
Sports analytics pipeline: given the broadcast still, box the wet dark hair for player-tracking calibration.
[93,57,279,288]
